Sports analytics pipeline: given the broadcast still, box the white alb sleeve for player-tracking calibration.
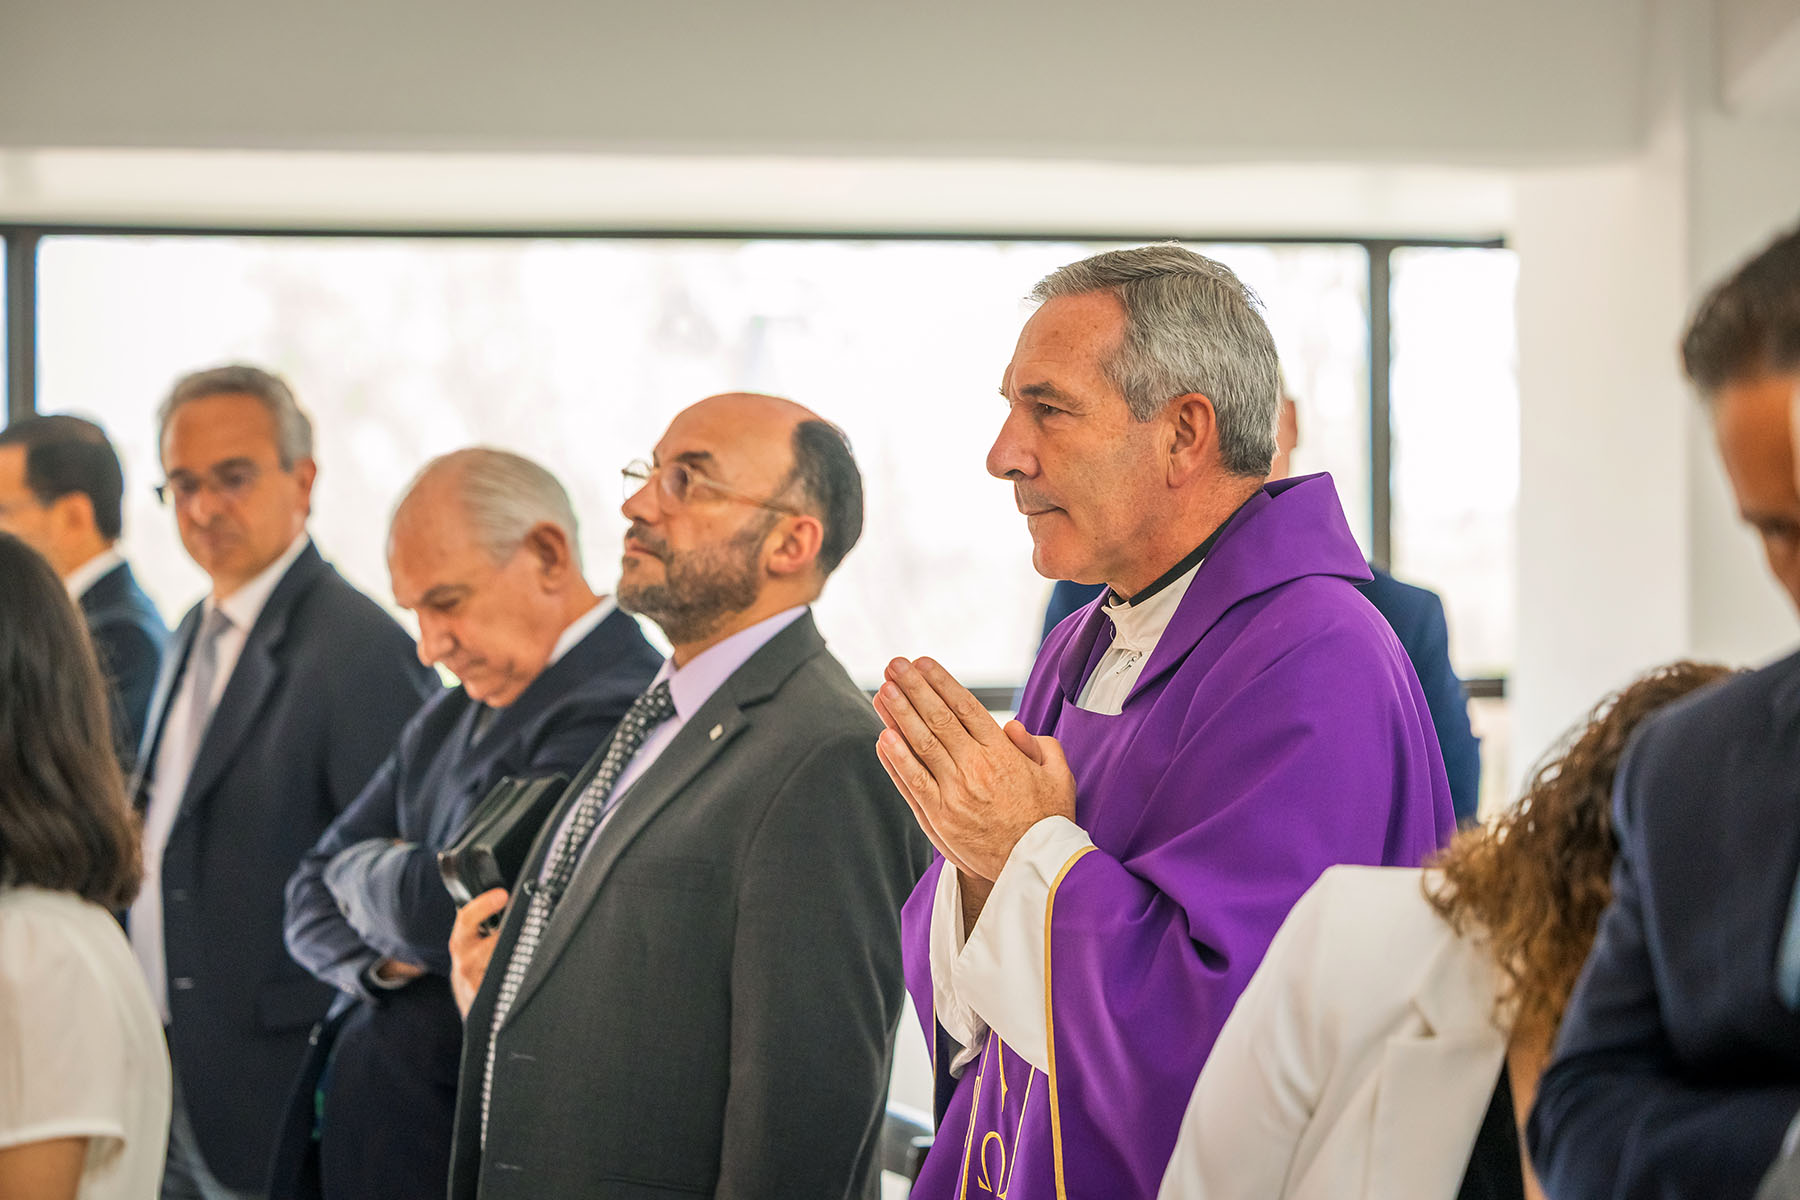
[949,815,1096,1076]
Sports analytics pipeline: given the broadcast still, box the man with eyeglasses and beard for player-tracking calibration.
[130,365,438,1200]
[447,393,932,1200]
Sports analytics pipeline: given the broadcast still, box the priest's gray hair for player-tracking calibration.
[1031,244,1283,477]
[396,447,584,570]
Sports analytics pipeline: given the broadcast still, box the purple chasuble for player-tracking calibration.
[901,473,1455,1199]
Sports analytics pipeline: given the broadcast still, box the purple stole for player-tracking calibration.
[901,474,1456,1198]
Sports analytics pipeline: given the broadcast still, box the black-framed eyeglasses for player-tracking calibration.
[621,459,800,515]
[154,461,264,506]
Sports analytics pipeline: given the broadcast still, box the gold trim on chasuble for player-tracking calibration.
[1046,845,1096,1200]
[951,844,1095,1200]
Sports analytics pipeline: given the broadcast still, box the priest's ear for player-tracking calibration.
[1163,392,1223,486]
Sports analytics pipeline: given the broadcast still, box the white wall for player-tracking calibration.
[1684,114,1800,663]
[1718,0,1800,112]
[0,0,1644,163]
[1510,158,1693,781]
[1504,0,1800,792]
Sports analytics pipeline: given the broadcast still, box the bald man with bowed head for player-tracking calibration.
[276,449,661,1200]
[877,245,1453,1199]
[448,395,931,1200]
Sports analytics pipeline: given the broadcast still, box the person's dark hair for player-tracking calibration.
[786,419,864,577]
[1426,659,1733,1042]
[1682,219,1800,395]
[0,414,127,540]
[0,532,141,908]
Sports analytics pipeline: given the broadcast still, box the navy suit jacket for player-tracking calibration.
[1529,649,1800,1199]
[1359,568,1480,823]
[132,541,438,1192]
[1041,568,1481,821]
[79,559,167,770]
[275,606,662,1200]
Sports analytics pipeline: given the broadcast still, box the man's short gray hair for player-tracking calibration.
[158,363,315,469]
[398,448,584,570]
[1031,244,1283,477]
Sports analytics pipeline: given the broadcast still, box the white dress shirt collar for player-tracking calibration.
[64,546,126,600]
[1102,558,1200,653]
[1074,558,1202,716]
[209,531,311,633]
[546,596,617,671]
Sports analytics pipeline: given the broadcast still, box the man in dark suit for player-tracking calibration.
[447,393,932,1200]
[129,365,437,1200]
[0,413,167,766]
[1358,567,1481,822]
[1038,391,1483,821]
[1529,221,1800,1198]
[277,449,662,1200]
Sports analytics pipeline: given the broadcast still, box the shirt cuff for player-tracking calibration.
[952,815,1096,1076]
[363,960,414,992]
[928,862,989,1076]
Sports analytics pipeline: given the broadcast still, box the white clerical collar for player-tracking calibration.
[210,531,311,633]
[546,596,616,669]
[64,546,125,600]
[654,605,809,722]
[1103,558,1201,652]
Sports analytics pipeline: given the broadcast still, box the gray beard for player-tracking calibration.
[618,519,771,646]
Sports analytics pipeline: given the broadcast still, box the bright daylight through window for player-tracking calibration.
[29,232,1513,791]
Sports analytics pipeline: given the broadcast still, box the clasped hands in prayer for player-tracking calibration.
[874,657,1076,927]
[444,657,1073,1017]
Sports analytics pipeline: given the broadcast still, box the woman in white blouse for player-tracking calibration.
[1158,660,1730,1200]
[0,532,171,1200]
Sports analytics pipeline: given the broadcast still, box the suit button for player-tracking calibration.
[173,977,196,990]
[169,889,189,902]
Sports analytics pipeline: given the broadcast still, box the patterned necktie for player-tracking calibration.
[480,680,676,1146]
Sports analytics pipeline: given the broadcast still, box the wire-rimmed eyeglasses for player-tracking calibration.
[621,459,800,515]
[154,461,263,506]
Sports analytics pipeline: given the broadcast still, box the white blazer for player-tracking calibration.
[1158,865,1511,1200]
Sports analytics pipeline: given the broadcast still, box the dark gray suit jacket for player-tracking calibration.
[450,611,932,1200]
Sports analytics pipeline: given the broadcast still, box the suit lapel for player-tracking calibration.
[502,698,748,1027]
[131,604,201,808]
[180,635,284,820]
[1364,933,1509,1199]
[499,612,825,1028]
[176,544,326,822]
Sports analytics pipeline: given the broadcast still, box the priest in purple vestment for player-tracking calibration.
[874,245,1455,1199]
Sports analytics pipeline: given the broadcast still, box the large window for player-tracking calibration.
[6,228,1518,1151]
[1389,245,1519,806]
[10,229,1516,794]
[32,233,1377,690]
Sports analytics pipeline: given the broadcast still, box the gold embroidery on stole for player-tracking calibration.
[1046,845,1097,1200]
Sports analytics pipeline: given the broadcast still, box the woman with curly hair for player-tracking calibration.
[1156,660,1732,1200]
[0,531,171,1199]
